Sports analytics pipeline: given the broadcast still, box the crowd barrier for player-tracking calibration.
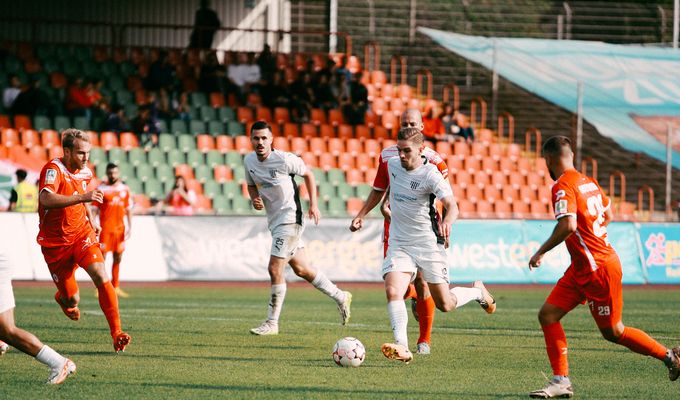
[1,214,678,284]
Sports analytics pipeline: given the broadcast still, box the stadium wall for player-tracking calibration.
[1,214,679,284]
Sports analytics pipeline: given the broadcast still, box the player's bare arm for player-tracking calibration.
[247,185,264,210]
[350,188,386,232]
[85,204,101,236]
[39,189,104,209]
[528,215,577,270]
[125,208,133,240]
[602,206,613,227]
[438,195,458,247]
[380,188,391,223]
[303,169,321,225]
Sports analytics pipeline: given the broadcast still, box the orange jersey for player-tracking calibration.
[552,169,617,284]
[92,181,131,233]
[372,145,448,190]
[37,158,94,248]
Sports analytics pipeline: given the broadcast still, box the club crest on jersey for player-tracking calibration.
[269,169,278,179]
[410,181,420,190]
[82,181,87,191]
[45,169,57,184]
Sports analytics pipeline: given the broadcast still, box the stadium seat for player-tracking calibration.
[54,116,71,132]
[345,169,363,186]
[364,139,380,158]
[490,171,506,188]
[317,153,335,171]
[167,149,186,167]
[28,145,47,162]
[158,134,175,153]
[512,200,530,217]
[476,200,494,218]
[135,163,154,182]
[452,170,472,188]
[336,183,354,200]
[501,186,518,203]
[203,179,221,198]
[272,136,289,152]
[517,158,532,175]
[337,153,355,171]
[119,132,139,150]
[210,92,225,108]
[227,121,245,137]
[190,120,206,135]
[290,137,307,155]
[364,168,377,184]
[146,147,164,167]
[207,120,225,136]
[457,199,476,218]
[283,123,299,137]
[481,156,498,174]
[177,134,196,152]
[107,147,125,165]
[117,162,134,182]
[435,142,453,158]
[508,173,525,189]
[446,155,463,174]
[355,153,373,172]
[237,107,254,124]
[196,134,215,152]
[318,124,334,139]
[337,125,353,140]
[301,123,317,138]
[355,125,370,140]
[466,185,484,203]
[373,126,389,140]
[225,151,242,169]
[255,106,272,122]
[232,196,251,214]
[326,197,345,217]
[100,132,119,150]
[127,147,145,166]
[274,107,290,124]
[327,169,345,186]
[530,200,551,218]
[232,166,246,183]
[14,115,32,130]
[143,179,164,199]
[216,135,233,153]
[309,137,326,156]
[506,143,522,160]
[464,157,481,174]
[218,106,235,122]
[488,143,503,160]
[175,164,194,180]
[171,119,188,134]
[494,200,512,218]
[326,138,344,156]
[328,109,344,126]
[483,186,501,203]
[186,149,204,168]
[310,108,327,125]
[20,129,40,147]
[89,147,106,167]
[213,165,232,183]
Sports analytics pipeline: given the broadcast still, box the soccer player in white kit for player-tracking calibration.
[244,120,352,335]
[351,127,496,363]
[0,249,76,384]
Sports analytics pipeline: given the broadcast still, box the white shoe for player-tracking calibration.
[529,377,573,398]
[416,342,431,355]
[474,281,496,314]
[381,343,413,363]
[47,359,76,385]
[338,291,352,325]
[250,320,279,336]
[0,340,9,356]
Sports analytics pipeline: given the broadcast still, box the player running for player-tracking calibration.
[37,128,131,352]
[350,127,495,363]
[91,163,133,298]
[528,136,680,398]
[0,249,75,384]
[351,109,448,355]
[244,121,352,336]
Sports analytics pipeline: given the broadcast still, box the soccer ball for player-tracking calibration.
[332,337,365,367]
[0,340,9,356]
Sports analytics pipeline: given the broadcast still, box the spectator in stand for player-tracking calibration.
[440,103,457,138]
[174,92,192,123]
[3,74,21,111]
[422,106,445,144]
[439,103,473,143]
[261,70,290,110]
[65,77,93,120]
[227,52,261,104]
[188,0,221,50]
[332,72,349,107]
[198,51,225,94]
[452,110,474,143]
[256,44,277,84]
[104,104,129,133]
[313,73,337,111]
[11,78,52,117]
[9,169,38,213]
[290,72,315,122]
[131,105,160,148]
[87,79,108,131]
[343,72,368,125]
[164,176,196,216]
[145,51,175,92]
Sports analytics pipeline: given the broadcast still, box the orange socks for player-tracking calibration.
[97,281,122,336]
[403,285,417,300]
[111,262,120,288]
[616,327,667,360]
[416,295,435,345]
[542,322,569,376]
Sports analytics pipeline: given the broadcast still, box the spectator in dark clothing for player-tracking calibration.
[145,51,175,92]
[3,74,21,111]
[256,44,277,84]
[260,71,290,110]
[198,51,225,93]
[188,0,221,50]
[343,72,368,125]
[313,73,337,111]
[289,72,314,122]
[131,105,160,148]
[11,79,52,116]
[104,104,129,133]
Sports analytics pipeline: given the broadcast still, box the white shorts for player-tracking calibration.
[270,223,305,259]
[381,243,450,284]
[0,255,15,313]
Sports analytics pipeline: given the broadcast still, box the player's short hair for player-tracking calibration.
[106,162,118,170]
[16,169,27,180]
[397,127,424,144]
[61,128,90,150]
[250,120,272,135]
[542,135,572,156]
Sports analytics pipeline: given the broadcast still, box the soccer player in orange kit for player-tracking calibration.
[37,129,131,352]
[528,136,679,398]
[91,163,133,298]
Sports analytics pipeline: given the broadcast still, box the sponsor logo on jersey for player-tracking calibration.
[269,169,278,179]
[578,182,599,194]
[82,181,87,191]
[45,169,57,184]
[555,199,568,214]
[410,181,420,190]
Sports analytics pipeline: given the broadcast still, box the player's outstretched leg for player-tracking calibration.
[250,283,284,335]
[445,281,496,312]
[473,281,496,314]
[381,343,413,363]
[54,291,80,321]
[529,375,573,399]
[667,347,680,381]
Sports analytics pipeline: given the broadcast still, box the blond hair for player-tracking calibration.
[61,128,90,150]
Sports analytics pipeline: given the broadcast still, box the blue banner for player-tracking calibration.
[447,220,644,284]
[637,223,680,284]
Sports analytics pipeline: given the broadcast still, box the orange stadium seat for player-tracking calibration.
[210,92,225,108]
[473,171,490,189]
[310,108,327,125]
[196,134,215,152]
[50,72,67,89]
[483,186,501,203]
[382,139,397,149]
[354,125,370,140]
[476,200,494,218]
[488,143,503,160]
[319,124,334,139]
[337,125,353,140]
[464,157,481,174]
[256,106,272,122]
[41,130,60,148]
[272,136,289,152]
[345,138,361,156]
[346,198,364,215]
[494,200,512,218]
[481,156,498,174]
[301,123,318,138]
[389,99,405,116]
[301,152,318,168]
[364,168,377,184]
[28,145,47,162]
[372,98,387,115]
[20,129,40,147]
[326,138,343,156]
[290,137,307,155]
[458,199,476,218]
[270,123,281,137]
[0,115,11,129]
[446,155,463,174]
[346,169,364,186]
[512,201,530,217]
[517,158,532,175]
[526,172,544,190]
[175,164,194,179]
[309,137,326,156]
[535,157,550,177]
[466,185,484,203]
[381,113,397,130]
[216,135,234,152]
[283,123,299,137]
[530,200,551,218]
[99,132,119,150]
[370,70,387,87]
[477,128,494,144]
[14,115,32,130]
[234,136,252,154]
[246,93,262,106]
[397,84,412,102]
[87,131,100,147]
[275,107,290,124]
[470,142,487,159]
[501,186,518,203]
[538,186,552,204]
[337,153,355,171]
[519,185,536,204]
[435,141,453,158]
[120,132,139,150]
[506,143,522,160]
[490,171,506,188]
[194,195,211,212]
[328,109,344,126]
[364,139,381,158]
[364,112,379,127]
[237,107,254,124]
[373,126,389,140]
[48,146,62,159]
[508,173,525,189]
[1,128,19,147]
[355,153,373,172]
[452,170,472,188]
[499,158,515,174]
[453,141,469,157]
[213,165,232,183]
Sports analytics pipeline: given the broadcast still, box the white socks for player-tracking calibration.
[35,345,66,369]
[311,271,346,304]
[267,283,287,323]
[387,300,409,347]
[450,287,483,309]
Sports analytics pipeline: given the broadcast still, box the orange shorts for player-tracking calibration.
[99,229,125,254]
[546,258,623,329]
[41,231,104,298]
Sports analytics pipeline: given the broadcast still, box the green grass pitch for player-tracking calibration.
[1,284,679,399]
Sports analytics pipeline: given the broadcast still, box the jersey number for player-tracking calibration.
[586,194,607,240]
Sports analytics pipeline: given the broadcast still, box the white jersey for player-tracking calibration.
[386,156,453,247]
[244,149,307,231]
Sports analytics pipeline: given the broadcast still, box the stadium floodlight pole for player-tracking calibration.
[666,123,673,218]
[674,0,679,49]
[491,39,499,127]
[575,81,584,168]
[329,0,337,53]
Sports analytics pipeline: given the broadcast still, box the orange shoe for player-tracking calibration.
[113,331,131,353]
[473,281,496,314]
[54,292,80,321]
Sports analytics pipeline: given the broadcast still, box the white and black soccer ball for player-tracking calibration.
[332,337,365,367]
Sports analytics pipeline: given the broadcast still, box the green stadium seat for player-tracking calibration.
[108,75,125,91]
[232,166,246,183]
[190,92,208,107]
[336,183,354,200]
[89,147,107,167]
[186,149,203,168]
[162,180,174,194]
[227,121,245,137]
[221,181,240,200]
[127,147,146,166]
[147,147,165,167]
[107,148,126,165]
[42,58,60,74]
[166,149,185,167]
[327,169,345,186]
[73,116,90,131]
[327,198,346,217]
[135,163,154,182]
[124,104,138,119]
[117,162,135,181]
[155,164,175,184]
[318,183,335,202]
[212,195,230,214]
[115,90,133,105]
[189,106,201,121]
[171,119,188,134]
[33,115,52,131]
[311,168,326,184]
[177,134,196,152]
[218,106,235,122]
[62,59,82,77]
[232,196,251,214]
[206,150,224,167]
[54,116,71,132]
[202,179,221,198]
[157,119,169,133]
[119,61,137,77]
[95,163,107,179]
[208,120,224,136]
[190,120,206,135]
[143,178,164,199]
[200,105,217,122]
[158,134,176,152]
[30,72,49,88]
[194,164,212,183]
[82,61,100,79]
[99,61,117,77]
[355,184,372,198]
[125,178,142,195]
[225,151,242,169]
